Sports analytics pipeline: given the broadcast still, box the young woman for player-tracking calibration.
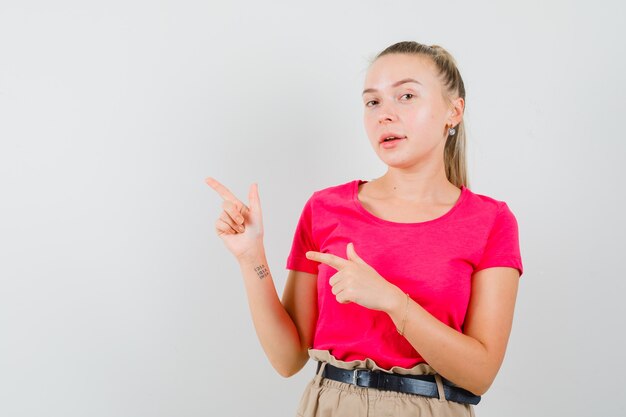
[206,41,523,417]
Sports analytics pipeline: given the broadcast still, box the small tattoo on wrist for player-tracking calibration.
[254,264,270,279]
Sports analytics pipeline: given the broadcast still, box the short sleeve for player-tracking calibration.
[285,194,321,274]
[474,202,524,278]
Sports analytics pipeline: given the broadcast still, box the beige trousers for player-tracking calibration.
[295,349,476,417]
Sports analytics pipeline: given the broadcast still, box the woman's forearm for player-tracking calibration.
[384,289,491,396]
[237,248,308,377]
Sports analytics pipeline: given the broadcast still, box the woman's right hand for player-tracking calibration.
[205,177,264,263]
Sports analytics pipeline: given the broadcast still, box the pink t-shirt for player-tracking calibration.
[286,179,524,370]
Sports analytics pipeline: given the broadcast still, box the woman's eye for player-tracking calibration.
[365,100,378,107]
[401,93,414,100]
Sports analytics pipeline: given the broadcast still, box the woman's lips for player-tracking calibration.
[380,137,406,148]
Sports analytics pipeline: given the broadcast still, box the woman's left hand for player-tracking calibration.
[305,242,403,312]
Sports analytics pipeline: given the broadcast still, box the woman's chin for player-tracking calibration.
[377,155,414,169]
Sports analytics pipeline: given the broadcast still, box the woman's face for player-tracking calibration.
[362,53,456,169]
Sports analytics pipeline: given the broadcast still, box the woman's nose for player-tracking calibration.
[377,102,397,124]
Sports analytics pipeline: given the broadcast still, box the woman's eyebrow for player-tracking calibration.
[362,78,422,96]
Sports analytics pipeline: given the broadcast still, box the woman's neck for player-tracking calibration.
[369,170,458,203]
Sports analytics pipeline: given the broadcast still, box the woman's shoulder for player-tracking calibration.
[308,179,359,201]
[295,180,359,215]
[463,186,518,219]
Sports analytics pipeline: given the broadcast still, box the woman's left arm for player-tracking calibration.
[305,243,520,396]
[387,266,520,396]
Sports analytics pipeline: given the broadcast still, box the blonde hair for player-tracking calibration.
[372,41,469,188]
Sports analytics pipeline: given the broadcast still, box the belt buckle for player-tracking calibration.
[352,369,359,385]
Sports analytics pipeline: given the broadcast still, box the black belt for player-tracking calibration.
[317,362,481,405]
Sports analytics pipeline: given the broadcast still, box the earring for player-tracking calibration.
[448,125,456,136]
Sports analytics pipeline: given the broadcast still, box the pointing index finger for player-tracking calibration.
[205,177,241,203]
[305,251,348,270]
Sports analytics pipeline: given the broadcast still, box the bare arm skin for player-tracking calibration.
[385,266,520,396]
[205,177,317,377]
[238,252,317,377]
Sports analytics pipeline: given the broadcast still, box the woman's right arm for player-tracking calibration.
[205,177,317,377]
[238,253,317,377]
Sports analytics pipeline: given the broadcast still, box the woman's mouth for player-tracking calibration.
[380,136,406,148]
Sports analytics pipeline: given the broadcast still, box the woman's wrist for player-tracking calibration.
[382,285,408,316]
[237,245,267,267]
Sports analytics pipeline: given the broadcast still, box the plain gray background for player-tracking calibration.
[1,0,625,416]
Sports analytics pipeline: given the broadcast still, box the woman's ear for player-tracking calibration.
[448,97,465,126]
